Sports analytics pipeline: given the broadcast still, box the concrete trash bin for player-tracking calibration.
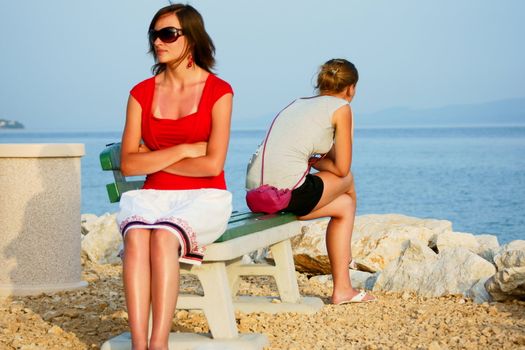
[0,143,88,296]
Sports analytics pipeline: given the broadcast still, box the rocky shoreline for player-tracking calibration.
[0,213,523,349]
[290,214,524,304]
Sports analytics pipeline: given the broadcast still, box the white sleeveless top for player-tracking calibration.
[246,95,348,189]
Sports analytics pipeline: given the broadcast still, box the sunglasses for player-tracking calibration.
[149,27,184,44]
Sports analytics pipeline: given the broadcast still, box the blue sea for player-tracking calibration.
[1,126,524,243]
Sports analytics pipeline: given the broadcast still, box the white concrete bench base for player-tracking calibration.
[173,223,324,336]
[172,222,324,340]
[234,296,324,314]
[101,332,268,350]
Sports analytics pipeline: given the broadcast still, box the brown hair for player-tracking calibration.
[316,59,358,94]
[148,4,216,75]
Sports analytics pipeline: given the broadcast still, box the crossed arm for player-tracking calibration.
[120,93,233,177]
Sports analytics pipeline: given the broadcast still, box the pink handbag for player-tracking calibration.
[246,184,293,214]
[246,104,309,214]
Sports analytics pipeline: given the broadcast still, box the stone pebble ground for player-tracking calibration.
[0,260,524,350]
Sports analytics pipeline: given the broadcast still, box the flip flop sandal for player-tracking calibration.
[334,291,377,305]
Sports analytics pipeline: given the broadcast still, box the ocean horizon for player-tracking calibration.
[1,124,524,243]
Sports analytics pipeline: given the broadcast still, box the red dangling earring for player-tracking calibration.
[186,54,194,69]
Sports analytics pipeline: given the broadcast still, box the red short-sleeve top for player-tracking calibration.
[129,74,233,190]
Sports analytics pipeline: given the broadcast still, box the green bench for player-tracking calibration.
[99,143,323,350]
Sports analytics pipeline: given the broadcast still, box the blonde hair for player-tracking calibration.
[316,58,358,94]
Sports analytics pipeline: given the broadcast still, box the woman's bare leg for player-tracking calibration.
[148,229,181,350]
[300,171,375,303]
[123,228,152,350]
[310,171,355,209]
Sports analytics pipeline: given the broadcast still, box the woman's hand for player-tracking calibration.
[138,144,151,153]
[184,142,208,158]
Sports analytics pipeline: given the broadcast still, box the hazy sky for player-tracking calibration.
[1,0,524,131]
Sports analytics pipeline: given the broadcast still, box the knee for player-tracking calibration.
[342,193,356,209]
[123,230,148,259]
[150,229,180,254]
[124,230,144,248]
[334,193,355,218]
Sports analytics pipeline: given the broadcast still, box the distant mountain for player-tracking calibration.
[232,97,525,130]
[357,97,525,127]
[0,118,24,129]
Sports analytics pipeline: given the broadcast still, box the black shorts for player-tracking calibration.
[284,174,324,216]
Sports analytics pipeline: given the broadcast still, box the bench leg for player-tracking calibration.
[269,239,301,303]
[193,262,238,339]
[226,257,243,297]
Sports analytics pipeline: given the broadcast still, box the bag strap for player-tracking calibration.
[260,100,310,190]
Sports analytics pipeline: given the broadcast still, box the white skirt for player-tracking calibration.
[117,188,232,265]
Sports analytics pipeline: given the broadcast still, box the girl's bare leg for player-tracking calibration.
[300,171,375,303]
[148,229,181,350]
[123,228,152,350]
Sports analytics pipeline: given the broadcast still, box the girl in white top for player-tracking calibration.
[246,59,375,304]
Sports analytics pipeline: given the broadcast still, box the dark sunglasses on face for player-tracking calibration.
[149,27,184,44]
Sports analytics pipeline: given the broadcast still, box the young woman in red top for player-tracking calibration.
[117,4,233,349]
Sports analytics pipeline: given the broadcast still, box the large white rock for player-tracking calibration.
[353,225,435,272]
[81,213,122,265]
[485,267,525,301]
[81,213,100,235]
[374,243,496,298]
[291,219,331,274]
[292,219,329,256]
[427,248,495,296]
[373,240,438,293]
[291,214,453,274]
[485,240,525,301]
[475,234,500,263]
[352,214,451,272]
[494,240,525,270]
[465,277,493,304]
[434,231,480,254]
